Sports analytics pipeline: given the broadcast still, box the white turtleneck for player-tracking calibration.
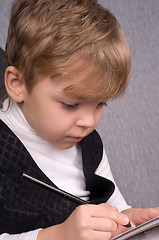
[0,99,130,240]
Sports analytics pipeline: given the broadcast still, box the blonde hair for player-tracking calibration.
[5,0,131,102]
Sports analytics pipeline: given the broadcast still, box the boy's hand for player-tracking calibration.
[122,207,159,226]
[111,207,159,238]
[37,203,130,240]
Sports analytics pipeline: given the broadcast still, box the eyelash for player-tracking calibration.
[97,102,107,107]
[62,103,78,110]
[62,102,107,110]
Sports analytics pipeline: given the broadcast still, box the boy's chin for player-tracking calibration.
[51,141,77,150]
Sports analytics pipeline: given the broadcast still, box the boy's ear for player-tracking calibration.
[5,66,25,103]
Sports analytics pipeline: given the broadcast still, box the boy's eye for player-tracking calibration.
[62,103,78,110]
[97,102,107,108]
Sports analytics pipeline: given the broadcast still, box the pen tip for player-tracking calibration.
[123,221,136,228]
[123,222,131,228]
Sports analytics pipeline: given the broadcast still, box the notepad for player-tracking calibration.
[111,216,159,240]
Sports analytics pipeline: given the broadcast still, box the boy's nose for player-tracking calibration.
[76,112,96,128]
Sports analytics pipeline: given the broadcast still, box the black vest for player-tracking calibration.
[0,119,115,234]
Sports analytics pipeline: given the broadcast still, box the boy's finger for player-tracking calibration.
[99,203,119,211]
[82,204,130,226]
[91,230,112,240]
[91,217,118,232]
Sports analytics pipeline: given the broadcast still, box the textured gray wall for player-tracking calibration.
[0,0,11,50]
[97,0,159,208]
[0,0,159,208]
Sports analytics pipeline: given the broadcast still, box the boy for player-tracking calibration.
[0,0,159,239]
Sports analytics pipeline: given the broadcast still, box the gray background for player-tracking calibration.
[0,0,159,208]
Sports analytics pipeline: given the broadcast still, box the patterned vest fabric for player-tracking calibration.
[0,120,115,234]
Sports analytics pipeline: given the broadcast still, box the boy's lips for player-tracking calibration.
[68,136,83,142]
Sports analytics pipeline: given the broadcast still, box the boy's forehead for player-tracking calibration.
[50,66,108,102]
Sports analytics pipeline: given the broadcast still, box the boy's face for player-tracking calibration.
[19,76,105,149]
